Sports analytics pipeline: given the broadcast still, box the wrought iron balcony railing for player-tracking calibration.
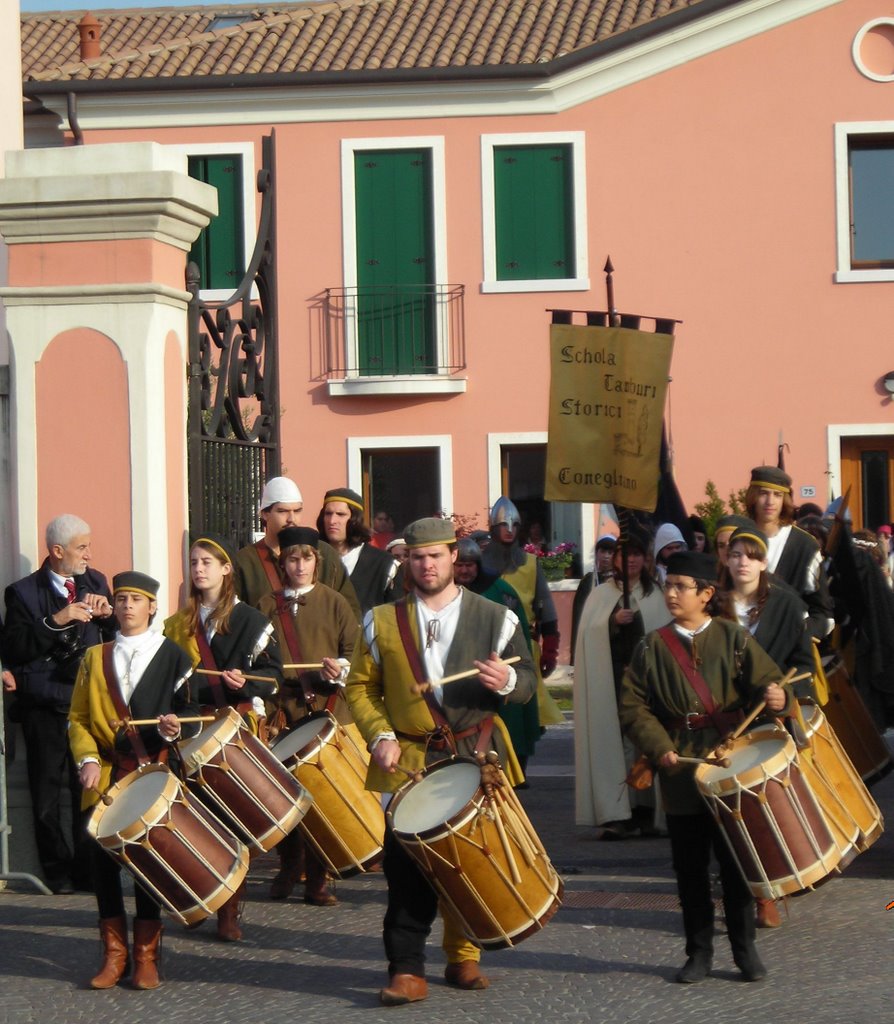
[323,284,465,378]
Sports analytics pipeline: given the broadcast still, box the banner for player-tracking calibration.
[545,324,674,512]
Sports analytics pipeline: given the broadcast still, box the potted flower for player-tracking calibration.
[525,541,577,582]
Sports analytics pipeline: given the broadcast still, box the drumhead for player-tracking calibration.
[178,708,237,760]
[94,769,171,838]
[271,715,331,762]
[698,734,789,784]
[391,761,481,835]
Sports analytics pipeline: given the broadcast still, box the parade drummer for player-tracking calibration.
[346,517,535,1006]
[717,522,816,930]
[163,534,283,942]
[618,551,790,985]
[257,525,359,906]
[164,535,282,729]
[68,571,198,991]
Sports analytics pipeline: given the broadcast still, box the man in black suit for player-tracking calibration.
[1,514,115,893]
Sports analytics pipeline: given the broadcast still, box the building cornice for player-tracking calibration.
[24,0,840,132]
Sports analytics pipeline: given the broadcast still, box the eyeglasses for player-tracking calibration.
[664,580,699,594]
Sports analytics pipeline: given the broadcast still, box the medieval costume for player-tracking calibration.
[346,518,536,1006]
[619,551,788,985]
[573,538,671,834]
[257,525,360,906]
[69,571,198,991]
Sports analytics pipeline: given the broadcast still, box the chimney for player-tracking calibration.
[78,13,101,61]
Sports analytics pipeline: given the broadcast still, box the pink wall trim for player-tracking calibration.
[10,239,186,289]
[164,330,188,610]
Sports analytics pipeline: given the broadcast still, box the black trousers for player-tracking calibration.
[666,811,755,959]
[19,705,91,886]
[382,828,439,976]
[91,841,160,921]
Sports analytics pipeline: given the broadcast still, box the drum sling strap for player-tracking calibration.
[656,626,742,733]
[195,623,227,710]
[256,541,284,592]
[100,642,167,774]
[393,601,494,756]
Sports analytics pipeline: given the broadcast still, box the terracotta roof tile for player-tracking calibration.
[21,0,712,84]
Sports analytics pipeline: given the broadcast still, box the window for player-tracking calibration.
[347,435,453,531]
[834,123,894,282]
[338,137,461,392]
[848,138,894,268]
[487,431,592,573]
[188,154,245,291]
[481,132,589,293]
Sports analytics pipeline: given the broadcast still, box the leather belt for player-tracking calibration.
[395,716,494,753]
[662,710,742,732]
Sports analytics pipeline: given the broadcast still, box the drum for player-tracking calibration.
[88,763,248,926]
[696,730,841,899]
[800,701,883,853]
[178,707,312,854]
[748,713,861,868]
[271,711,384,876]
[820,656,892,784]
[387,758,563,950]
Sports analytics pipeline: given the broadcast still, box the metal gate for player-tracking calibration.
[186,134,280,546]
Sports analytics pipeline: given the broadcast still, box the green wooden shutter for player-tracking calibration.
[493,144,575,281]
[354,149,435,374]
[188,155,245,289]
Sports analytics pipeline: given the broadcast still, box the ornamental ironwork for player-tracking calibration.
[187,134,280,547]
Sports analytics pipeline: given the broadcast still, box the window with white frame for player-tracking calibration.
[481,132,589,293]
[340,137,450,379]
[834,123,894,282]
[168,142,256,298]
[347,435,453,530]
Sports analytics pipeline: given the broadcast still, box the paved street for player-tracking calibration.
[1,714,892,1024]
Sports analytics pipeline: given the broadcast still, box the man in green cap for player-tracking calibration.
[346,517,536,1007]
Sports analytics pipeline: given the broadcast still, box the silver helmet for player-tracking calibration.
[456,537,482,563]
[489,496,520,530]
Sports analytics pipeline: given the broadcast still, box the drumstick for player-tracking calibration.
[412,656,522,694]
[675,755,731,768]
[391,763,424,784]
[112,715,216,728]
[282,663,324,670]
[721,667,800,746]
[477,753,522,885]
[194,668,277,683]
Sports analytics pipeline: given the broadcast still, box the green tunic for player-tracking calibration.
[235,539,362,623]
[618,617,784,814]
[257,584,359,725]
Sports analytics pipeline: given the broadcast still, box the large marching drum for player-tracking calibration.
[177,706,312,854]
[387,757,563,950]
[818,656,892,784]
[88,763,249,926]
[271,711,384,876]
[695,729,841,899]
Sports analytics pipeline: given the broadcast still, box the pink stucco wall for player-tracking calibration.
[36,329,131,578]
[76,0,894,521]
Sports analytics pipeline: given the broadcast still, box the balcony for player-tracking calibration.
[323,284,467,397]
